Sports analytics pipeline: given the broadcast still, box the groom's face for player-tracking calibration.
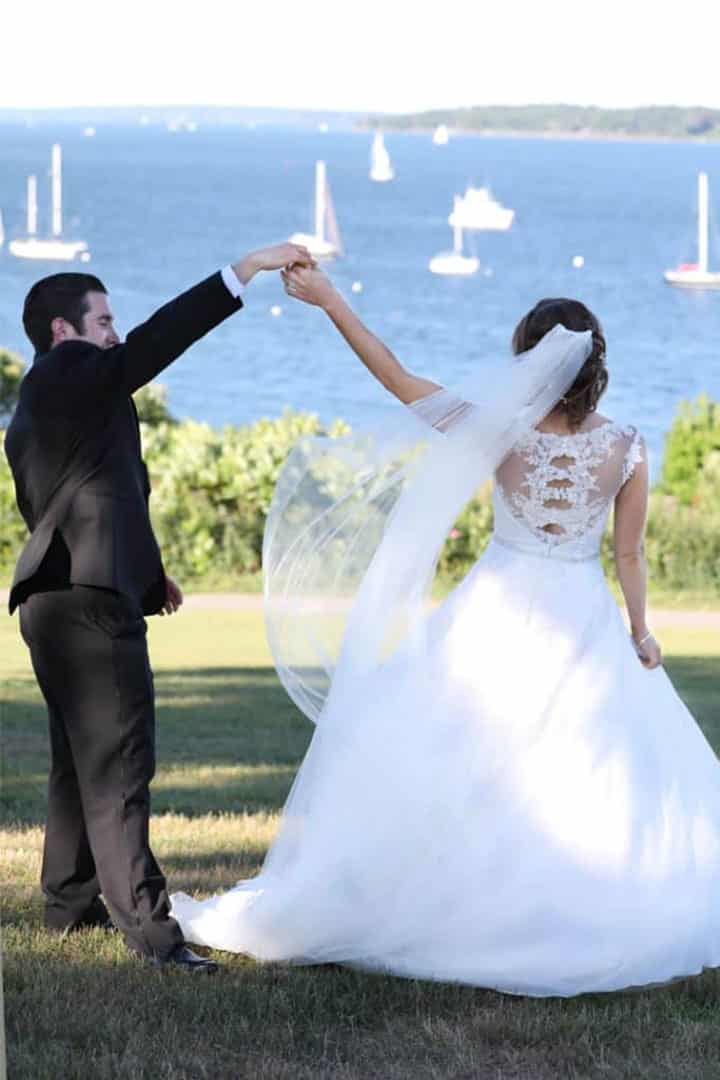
[79,291,121,349]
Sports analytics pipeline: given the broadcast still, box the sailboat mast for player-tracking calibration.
[452,198,462,254]
[51,143,62,237]
[698,171,709,273]
[315,160,327,243]
[27,175,38,236]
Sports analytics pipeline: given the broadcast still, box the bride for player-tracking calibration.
[171,270,720,997]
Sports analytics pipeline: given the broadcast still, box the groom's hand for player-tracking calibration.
[159,574,184,616]
[233,244,314,285]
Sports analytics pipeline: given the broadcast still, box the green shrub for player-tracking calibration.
[141,411,349,579]
[0,435,27,576]
[0,383,718,599]
[133,383,177,426]
[660,394,720,505]
[0,348,26,423]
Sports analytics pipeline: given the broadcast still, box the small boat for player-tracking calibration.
[290,160,343,259]
[9,145,90,262]
[369,132,394,183]
[432,124,449,146]
[664,171,720,289]
[429,197,480,276]
[449,185,514,231]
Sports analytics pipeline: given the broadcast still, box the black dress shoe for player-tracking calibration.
[143,944,219,973]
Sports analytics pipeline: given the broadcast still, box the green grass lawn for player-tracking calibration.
[2,606,720,1079]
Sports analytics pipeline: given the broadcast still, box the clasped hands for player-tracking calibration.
[231,242,336,309]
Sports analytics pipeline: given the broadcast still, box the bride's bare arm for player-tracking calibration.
[613,447,662,669]
[281,266,440,404]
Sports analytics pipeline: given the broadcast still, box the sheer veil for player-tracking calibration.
[263,324,593,726]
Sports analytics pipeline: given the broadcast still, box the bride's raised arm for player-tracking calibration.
[281,266,441,405]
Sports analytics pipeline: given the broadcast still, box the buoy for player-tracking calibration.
[572,255,585,268]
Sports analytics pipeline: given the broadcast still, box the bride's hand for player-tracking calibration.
[281,266,337,309]
[633,632,662,669]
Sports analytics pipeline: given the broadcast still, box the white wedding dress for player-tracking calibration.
[171,415,720,997]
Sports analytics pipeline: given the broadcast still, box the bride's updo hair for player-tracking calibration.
[511,298,608,430]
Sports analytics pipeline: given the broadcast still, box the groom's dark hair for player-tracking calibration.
[23,272,108,354]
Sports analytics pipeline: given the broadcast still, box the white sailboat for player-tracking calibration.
[429,196,480,276]
[369,132,394,182]
[290,160,343,259]
[432,124,449,146]
[10,144,90,262]
[449,184,514,231]
[664,171,720,289]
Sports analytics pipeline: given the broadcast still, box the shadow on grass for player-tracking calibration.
[1,666,312,824]
[3,656,718,827]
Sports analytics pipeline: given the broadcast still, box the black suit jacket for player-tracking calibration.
[5,271,243,614]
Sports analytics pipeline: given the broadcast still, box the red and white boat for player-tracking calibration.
[664,171,720,289]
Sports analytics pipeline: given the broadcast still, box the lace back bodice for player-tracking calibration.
[493,421,645,560]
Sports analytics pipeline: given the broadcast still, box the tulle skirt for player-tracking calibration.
[171,539,720,996]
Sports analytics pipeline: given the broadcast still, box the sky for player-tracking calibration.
[3,0,719,113]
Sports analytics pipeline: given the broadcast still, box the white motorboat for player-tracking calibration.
[449,185,514,231]
[290,160,343,259]
[9,145,90,262]
[664,171,720,289]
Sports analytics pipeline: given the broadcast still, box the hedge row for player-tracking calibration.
[1,391,719,594]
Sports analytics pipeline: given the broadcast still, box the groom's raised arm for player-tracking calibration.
[118,270,244,395]
[62,244,313,402]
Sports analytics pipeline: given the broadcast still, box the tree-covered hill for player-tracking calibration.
[364,104,720,139]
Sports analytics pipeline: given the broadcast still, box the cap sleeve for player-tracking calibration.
[621,426,646,485]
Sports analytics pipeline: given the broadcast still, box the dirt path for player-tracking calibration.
[179,593,720,629]
[2,591,719,628]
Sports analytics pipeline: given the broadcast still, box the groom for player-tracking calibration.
[4,242,312,971]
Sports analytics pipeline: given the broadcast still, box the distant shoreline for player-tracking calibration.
[1,119,717,146]
[2,103,720,144]
[359,124,720,145]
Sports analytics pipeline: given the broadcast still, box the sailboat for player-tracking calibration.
[369,132,394,182]
[429,196,480,276]
[9,144,90,262]
[432,124,449,146]
[664,171,720,289]
[449,184,514,231]
[290,160,343,259]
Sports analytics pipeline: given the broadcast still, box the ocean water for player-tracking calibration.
[1,124,720,476]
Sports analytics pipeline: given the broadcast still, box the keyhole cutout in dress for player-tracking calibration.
[541,454,576,535]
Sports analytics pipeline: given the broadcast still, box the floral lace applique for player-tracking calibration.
[503,422,639,542]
